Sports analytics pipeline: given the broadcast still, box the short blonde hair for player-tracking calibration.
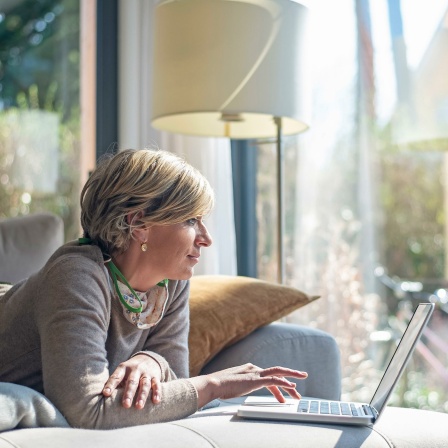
[80,148,214,255]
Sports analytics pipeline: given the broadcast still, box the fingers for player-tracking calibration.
[135,376,151,410]
[258,367,306,402]
[103,366,125,397]
[103,355,164,409]
[267,384,302,402]
[124,375,162,409]
[284,386,302,400]
[267,385,286,403]
[260,366,308,380]
[151,377,161,404]
[123,376,140,408]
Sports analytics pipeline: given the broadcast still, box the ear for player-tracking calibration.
[126,212,148,243]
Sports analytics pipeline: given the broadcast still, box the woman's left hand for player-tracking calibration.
[102,354,162,409]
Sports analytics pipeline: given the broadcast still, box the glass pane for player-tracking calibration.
[256,137,299,284]
[0,0,81,240]
[255,0,448,413]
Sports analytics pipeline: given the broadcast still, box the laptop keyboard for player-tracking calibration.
[298,400,372,417]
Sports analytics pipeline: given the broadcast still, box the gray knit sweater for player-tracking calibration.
[0,242,198,429]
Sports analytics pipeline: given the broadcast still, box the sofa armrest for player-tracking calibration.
[200,322,341,400]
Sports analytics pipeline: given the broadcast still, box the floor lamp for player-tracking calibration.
[151,0,310,284]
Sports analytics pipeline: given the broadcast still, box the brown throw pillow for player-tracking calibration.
[188,275,319,376]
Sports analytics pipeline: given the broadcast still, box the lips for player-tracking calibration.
[188,252,200,258]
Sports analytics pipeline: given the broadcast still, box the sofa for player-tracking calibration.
[1,213,447,447]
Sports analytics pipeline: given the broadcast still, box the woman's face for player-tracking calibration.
[145,217,212,280]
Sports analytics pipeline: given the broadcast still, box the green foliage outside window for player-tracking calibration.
[0,0,81,240]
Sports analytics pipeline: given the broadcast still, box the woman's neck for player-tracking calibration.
[111,243,159,291]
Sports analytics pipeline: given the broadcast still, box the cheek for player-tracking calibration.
[156,236,189,258]
[149,226,194,258]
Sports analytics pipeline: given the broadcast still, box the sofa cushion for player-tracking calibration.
[2,404,447,448]
[0,213,64,284]
[188,275,319,376]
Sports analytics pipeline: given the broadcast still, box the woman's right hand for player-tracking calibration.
[189,364,308,408]
[102,354,162,409]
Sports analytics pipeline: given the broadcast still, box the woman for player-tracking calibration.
[0,148,307,429]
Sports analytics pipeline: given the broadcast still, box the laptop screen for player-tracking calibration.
[370,303,434,415]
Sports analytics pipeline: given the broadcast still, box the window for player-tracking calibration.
[253,0,448,412]
[0,0,82,240]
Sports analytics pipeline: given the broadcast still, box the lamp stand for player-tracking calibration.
[274,116,285,284]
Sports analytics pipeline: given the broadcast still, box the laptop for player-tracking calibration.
[237,302,434,426]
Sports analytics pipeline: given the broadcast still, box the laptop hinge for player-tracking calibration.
[370,406,379,421]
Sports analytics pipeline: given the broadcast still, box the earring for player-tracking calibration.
[141,242,148,252]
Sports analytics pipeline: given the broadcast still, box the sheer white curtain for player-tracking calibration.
[117,0,237,275]
[286,0,383,403]
[287,0,448,407]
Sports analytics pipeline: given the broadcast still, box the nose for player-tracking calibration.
[197,222,213,247]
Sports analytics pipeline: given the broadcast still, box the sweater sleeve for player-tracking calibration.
[34,256,198,429]
[137,280,190,379]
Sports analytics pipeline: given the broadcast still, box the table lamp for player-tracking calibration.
[151,0,310,283]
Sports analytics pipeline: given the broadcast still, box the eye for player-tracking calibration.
[186,218,198,226]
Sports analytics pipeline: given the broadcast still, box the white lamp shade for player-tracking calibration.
[151,0,310,139]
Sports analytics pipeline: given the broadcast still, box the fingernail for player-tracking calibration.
[103,387,111,394]
[124,398,131,407]
[137,400,144,408]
